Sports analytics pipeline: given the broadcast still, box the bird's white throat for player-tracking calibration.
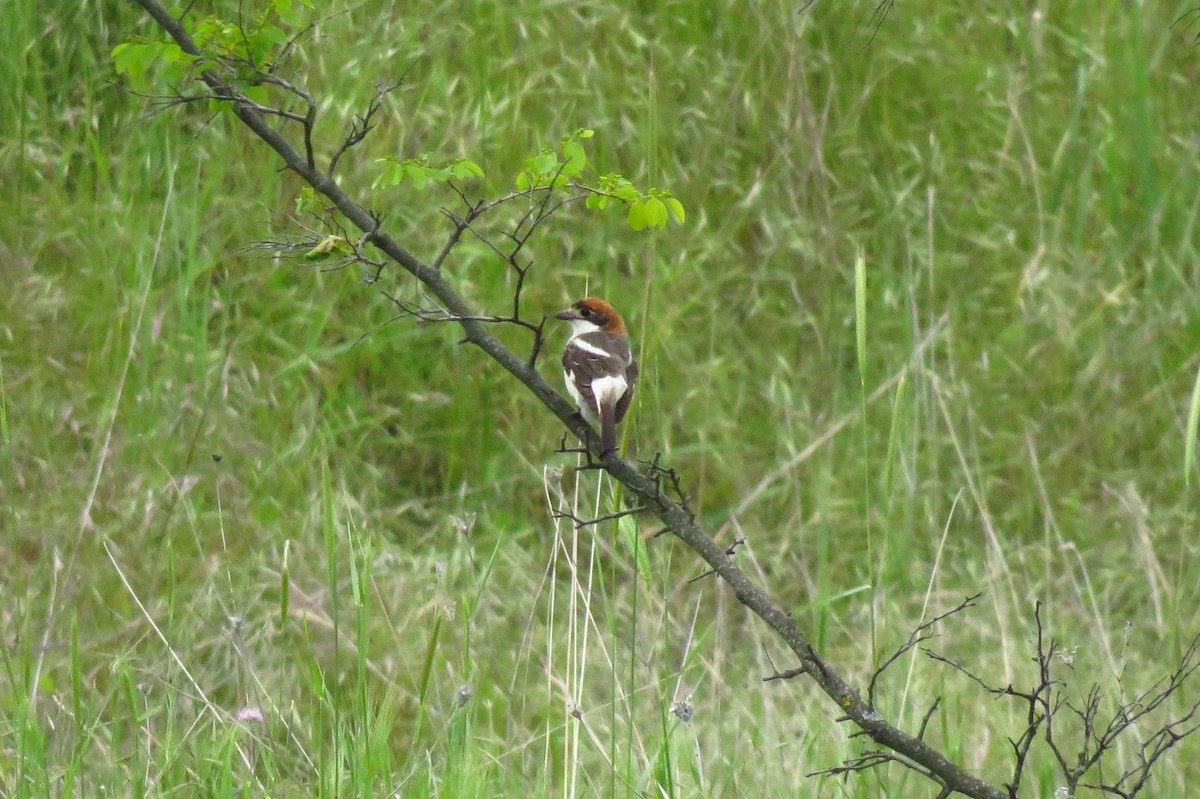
[566,319,603,338]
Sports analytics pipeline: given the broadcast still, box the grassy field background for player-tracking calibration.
[4,1,1200,796]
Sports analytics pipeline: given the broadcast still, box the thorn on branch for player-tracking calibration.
[688,537,744,583]
[640,452,693,520]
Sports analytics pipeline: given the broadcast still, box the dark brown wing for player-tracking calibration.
[614,357,637,424]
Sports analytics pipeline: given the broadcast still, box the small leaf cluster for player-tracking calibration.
[294,185,323,216]
[373,155,485,191]
[598,183,685,231]
[515,128,594,190]
[112,0,312,97]
[111,38,197,91]
[515,130,685,231]
[624,188,684,230]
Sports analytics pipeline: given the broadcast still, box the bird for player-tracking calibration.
[555,297,639,456]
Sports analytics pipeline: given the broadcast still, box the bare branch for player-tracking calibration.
[433,205,479,271]
[329,79,404,175]
[869,593,980,708]
[253,69,315,107]
[917,697,941,741]
[925,604,1200,798]
[1074,634,1200,797]
[923,650,1034,701]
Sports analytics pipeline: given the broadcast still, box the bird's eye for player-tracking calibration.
[579,307,592,317]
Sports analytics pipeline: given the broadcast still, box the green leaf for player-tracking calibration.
[409,168,428,190]
[303,235,350,261]
[644,197,668,229]
[451,159,484,180]
[515,170,531,190]
[243,83,270,105]
[386,161,405,187]
[628,199,646,231]
[112,41,160,79]
[562,140,587,177]
[274,0,306,27]
[666,197,686,224]
[372,158,404,189]
[532,151,558,173]
[294,186,320,215]
[611,179,639,203]
[260,24,289,45]
[111,42,136,75]
[159,43,196,65]
[577,128,595,138]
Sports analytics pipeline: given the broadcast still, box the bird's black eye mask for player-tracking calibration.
[576,304,606,325]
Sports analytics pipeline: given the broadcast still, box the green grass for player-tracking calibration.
[4,1,1200,796]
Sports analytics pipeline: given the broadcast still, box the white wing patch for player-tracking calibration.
[569,337,617,358]
[590,374,629,413]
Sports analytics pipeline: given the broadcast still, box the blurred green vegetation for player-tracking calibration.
[3,1,1200,796]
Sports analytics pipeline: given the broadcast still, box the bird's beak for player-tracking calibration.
[555,309,579,321]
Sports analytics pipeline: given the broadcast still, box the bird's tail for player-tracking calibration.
[599,401,617,455]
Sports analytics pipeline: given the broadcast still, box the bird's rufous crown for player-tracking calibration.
[566,297,626,335]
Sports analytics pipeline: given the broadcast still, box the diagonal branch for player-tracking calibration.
[127,3,1004,796]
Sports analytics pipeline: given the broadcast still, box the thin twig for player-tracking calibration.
[552,505,649,529]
